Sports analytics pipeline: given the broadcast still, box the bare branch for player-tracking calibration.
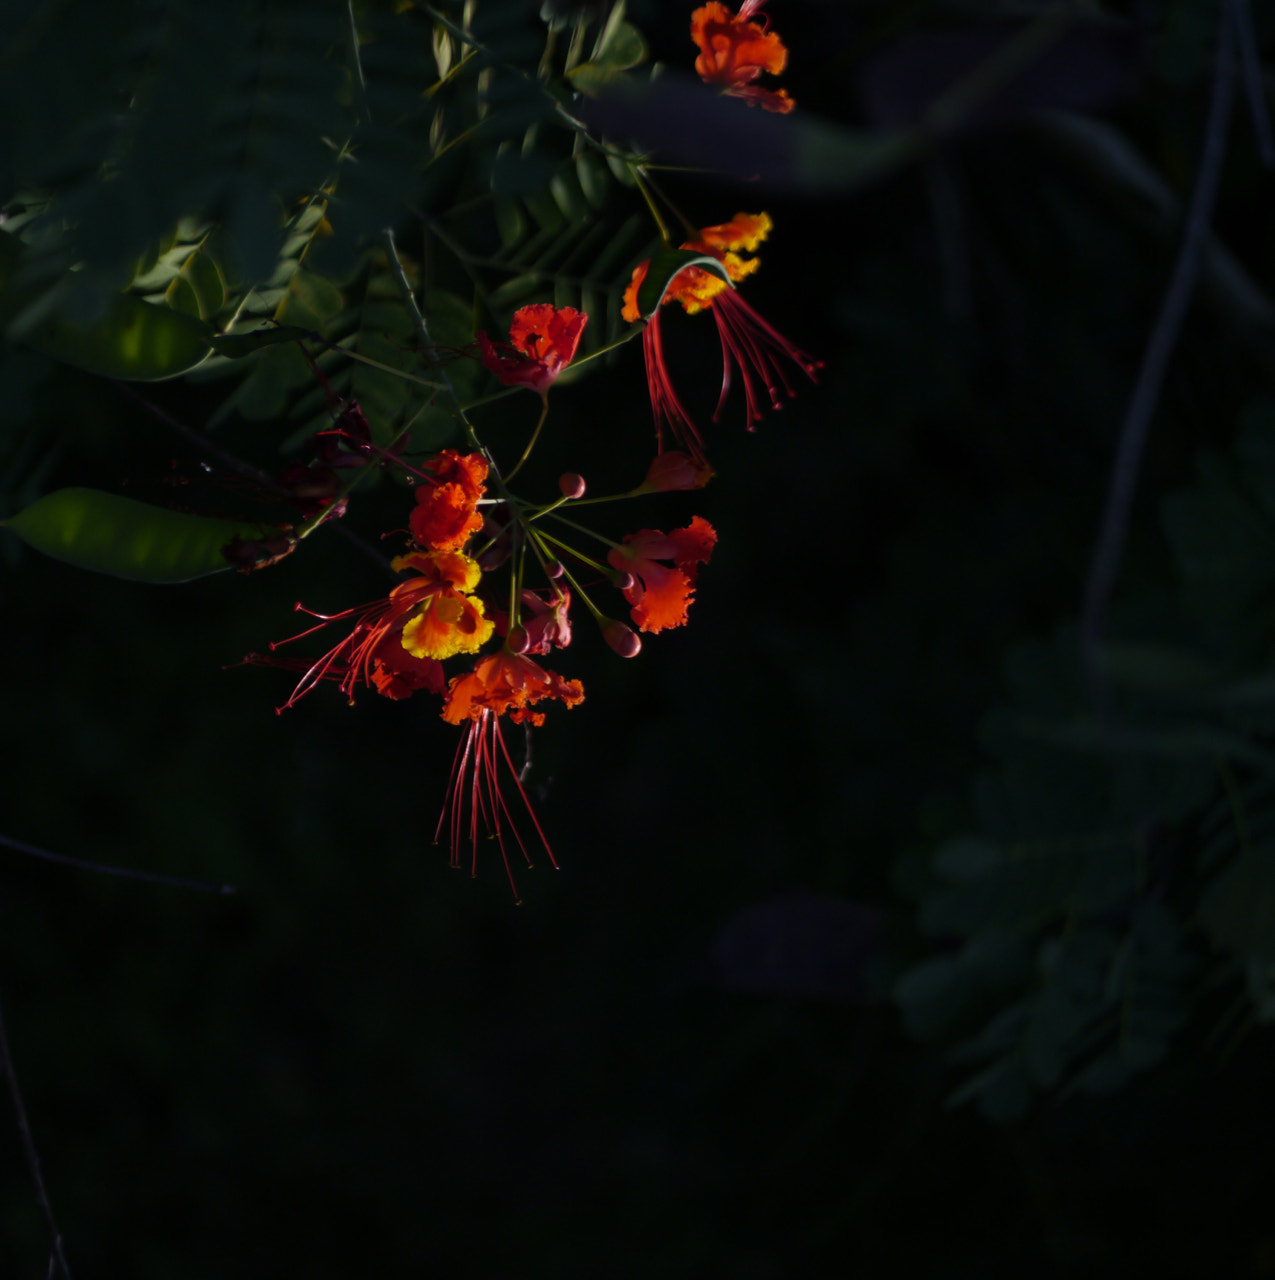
[1081,2,1238,709]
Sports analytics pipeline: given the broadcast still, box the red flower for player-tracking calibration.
[691,0,794,113]
[476,303,587,396]
[622,213,820,463]
[409,450,488,552]
[607,517,717,633]
[437,649,585,899]
[245,550,493,709]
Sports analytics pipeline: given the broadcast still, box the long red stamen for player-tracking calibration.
[437,710,558,901]
[710,290,821,429]
[643,315,708,466]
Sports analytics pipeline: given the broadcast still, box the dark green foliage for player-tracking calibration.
[5,0,1275,1274]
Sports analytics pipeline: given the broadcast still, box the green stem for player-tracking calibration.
[543,509,620,549]
[633,169,674,245]
[533,527,612,575]
[504,397,549,484]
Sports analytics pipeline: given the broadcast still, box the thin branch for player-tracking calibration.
[1231,0,1274,167]
[380,227,460,408]
[110,381,274,487]
[110,382,397,578]
[346,0,370,120]
[0,990,73,1280]
[0,833,235,894]
[1080,3,1238,708]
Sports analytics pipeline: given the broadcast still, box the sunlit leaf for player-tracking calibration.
[634,251,733,320]
[6,290,213,381]
[2,488,270,583]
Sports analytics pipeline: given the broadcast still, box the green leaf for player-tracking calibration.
[493,195,526,250]
[567,6,647,94]
[2,488,269,583]
[595,10,646,70]
[634,251,733,321]
[9,292,213,381]
[576,150,611,210]
[182,250,227,319]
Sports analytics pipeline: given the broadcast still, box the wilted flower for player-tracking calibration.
[636,450,714,493]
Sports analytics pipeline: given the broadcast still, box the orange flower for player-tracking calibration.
[409,450,488,552]
[621,213,819,462]
[244,549,493,709]
[607,517,717,633]
[245,574,450,710]
[437,649,585,899]
[476,303,587,396]
[691,0,794,113]
[393,549,495,662]
[442,648,584,727]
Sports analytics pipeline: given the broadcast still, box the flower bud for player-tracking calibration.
[602,619,642,658]
[613,570,636,593]
[506,624,530,655]
[545,560,565,580]
[558,471,586,499]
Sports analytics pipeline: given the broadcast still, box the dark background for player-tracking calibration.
[2,0,1275,1275]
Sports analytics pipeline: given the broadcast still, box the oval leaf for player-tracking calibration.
[634,250,734,320]
[21,294,213,381]
[3,488,269,583]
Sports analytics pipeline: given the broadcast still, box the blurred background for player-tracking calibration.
[2,0,1275,1275]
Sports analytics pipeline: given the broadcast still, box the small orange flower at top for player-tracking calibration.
[607,516,717,633]
[691,0,794,114]
[622,212,820,463]
[409,449,488,552]
[476,303,587,397]
[439,648,585,899]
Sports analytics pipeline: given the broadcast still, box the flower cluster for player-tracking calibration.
[242,2,815,900]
